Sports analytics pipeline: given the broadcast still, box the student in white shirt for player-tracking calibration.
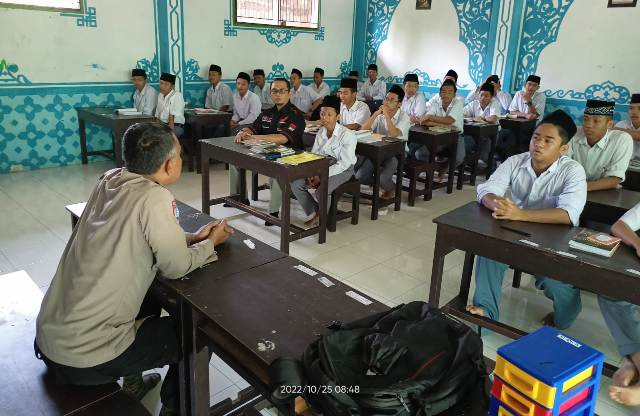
[339,78,371,130]
[291,95,357,227]
[205,64,233,112]
[355,85,410,200]
[468,110,587,330]
[131,68,157,116]
[412,79,465,166]
[348,70,364,96]
[567,99,633,191]
[467,74,511,115]
[358,64,386,102]
[508,74,546,119]
[252,69,273,110]
[401,73,426,124]
[602,204,640,407]
[310,67,331,98]
[230,72,262,134]
[155,72,185,137]
[426,69,464,111]
[613,94,640,159]
[463,82,501,164]
[290,68,322,116]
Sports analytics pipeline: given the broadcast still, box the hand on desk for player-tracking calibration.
[187,221,219,245]
[235,128,252,143]
[491,197,524,221]
[207,220,234,246]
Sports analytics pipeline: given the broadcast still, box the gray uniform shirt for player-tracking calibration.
[36,168,217,368]
[133,83,158,116]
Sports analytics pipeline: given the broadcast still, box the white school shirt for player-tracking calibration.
[426,95,464,131]
[253,83,273,108]
[401,93,427,120]
[340,100,371,128]
[232,90,262,125]
[371,109,411,142]
[205,82,233,110]
[477,152,587,226]
[133,84,158,116]
[291,84,321,112]
[615,119,640,159]
[310,81,331,98]
[620,202,640,230]
[358,79,386,101]
[508,90,546,116]
[426,94,464,112]
[463,98,501,120]
[567,128,633,181]
[466,90,511,114]
[312,123,357,177]
[155,89,185,124]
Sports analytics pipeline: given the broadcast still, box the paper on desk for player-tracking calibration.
[346,290,372,305]
[294,264,318,276]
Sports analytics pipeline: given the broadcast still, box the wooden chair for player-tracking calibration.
[328,177,360,232]
[454,150,480,190]
[402,159,435,206]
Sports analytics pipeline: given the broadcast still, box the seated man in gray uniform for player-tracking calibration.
[35,122,234,416]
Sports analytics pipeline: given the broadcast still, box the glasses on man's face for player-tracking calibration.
[383,96,398,103]
[271,88,289,95]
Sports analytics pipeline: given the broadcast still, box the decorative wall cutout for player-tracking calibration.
[379,69,444,88]
[339,60,352,79]
[183,58,204,81]
[60,0,97,28]
[544,81,631,105]
[223,14,324,47]
[0,59,32,85]
[451,0,493,85]
[135,53,159,83]
[266,62,289,80]
[364,0,402,69]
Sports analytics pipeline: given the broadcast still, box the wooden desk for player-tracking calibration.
[201,137,330,254]
[184,109,233,174]
[408,126,459,194]
[623,167,640,192]
[583,188,640,225]
[463,122,499,178]
[498,117,536,154]
[429,202,640,375]
[76,107,155,167]
[181,256,388,415]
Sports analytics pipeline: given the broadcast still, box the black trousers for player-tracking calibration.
[35,289,184,409]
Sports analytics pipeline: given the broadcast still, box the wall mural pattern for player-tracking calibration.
[0,59,32,85]
[135,53,160,83]
[544,80,631,105]
[450,0,494,85]
[59,0,97,28]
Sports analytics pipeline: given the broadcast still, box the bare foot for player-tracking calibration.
[466,305,485,317]
[609,383,640,407]
[304,212,320,228]
[612,357,639,388]
[541,312,555,327]
[379,191,395,200]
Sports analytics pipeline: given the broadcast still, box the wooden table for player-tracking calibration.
[184,109,233,173]
[623,166,640,192]
[76,107,155,167]
[181,256,388,415]
[498,117,536,154]
[463,121,499,178]
[583,188,640,225]
[201,137,330,254]
[429,202,640,376]
[408,125,459,194]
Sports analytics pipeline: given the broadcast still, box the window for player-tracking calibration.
[235,0,319,29]
[0,0,81,11]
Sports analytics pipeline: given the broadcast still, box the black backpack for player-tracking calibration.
[269,302,489,416]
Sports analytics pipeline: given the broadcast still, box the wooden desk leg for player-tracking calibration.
[113,127,124,168]
[487,133,497,179]
[459,252,475,304]
[394,151,404,212]
[177,298,192,416]
[190,311,210,416]
[201,144,211,215]
[224,119,231,137]
[371,157,381,220]
[195,124,203,174]
[280,179,291,254]
[318,171,328,244]
[446,139,457,194]
[429,227,447,308]
[239,168,248,201]
[79,119,88,164]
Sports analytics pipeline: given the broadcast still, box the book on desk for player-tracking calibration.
[569,230,622,258]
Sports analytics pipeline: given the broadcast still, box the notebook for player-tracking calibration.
[568,230,622,258]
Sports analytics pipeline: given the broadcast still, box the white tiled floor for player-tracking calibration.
[0,160,637,415]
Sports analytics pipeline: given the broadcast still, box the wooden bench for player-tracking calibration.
[0,268,150,415]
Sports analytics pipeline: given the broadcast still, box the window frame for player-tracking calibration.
[0,0,82,13]
[233,0,321,31]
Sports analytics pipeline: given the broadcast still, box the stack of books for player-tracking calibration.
[245,141,295,160]
[568,230,621,257]
[116,108,142,116]
[278,152,323,165]
[193,108,223,114]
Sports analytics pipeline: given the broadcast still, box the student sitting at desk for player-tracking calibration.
[232,78,306,223]
[613,93,640,160]
[401,73,426,124]
[358,64,386,103]
[339,78,371,130]
[310,67,331,98]
[567,99,633,191]
[35,122,234,416]
[155,73,185,137]
[466,74,511,115]
[466,110,587,330]
[229,72,261,134]
[463,82,501,165]
[131,68,157,116]
[291,95,356,227]
[205,64,233,112]
[426,69,463,112]
[508,74,545,120]
[290,68,322,118]
[355,85,410,201]
[253,69,273,109]
[411,79,465,167]
[601,203,640,406]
